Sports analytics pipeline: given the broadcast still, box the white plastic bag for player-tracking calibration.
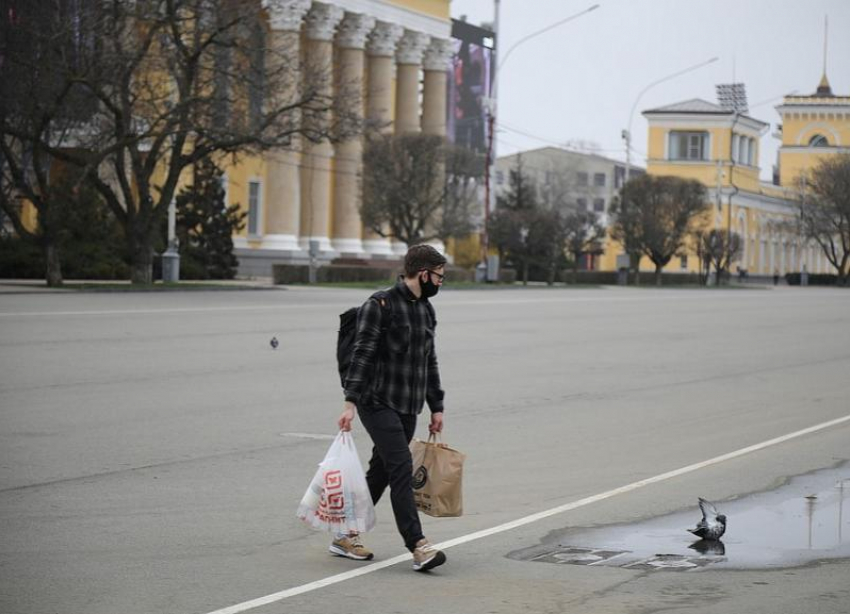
[296,431,376,533]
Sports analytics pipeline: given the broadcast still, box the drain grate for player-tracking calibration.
[531,546,725,571]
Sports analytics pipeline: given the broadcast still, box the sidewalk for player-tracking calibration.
[0,277,278,294]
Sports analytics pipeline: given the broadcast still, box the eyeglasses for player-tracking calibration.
[425,269,445,282]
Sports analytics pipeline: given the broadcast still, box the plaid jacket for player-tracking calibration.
[343,280,445,415]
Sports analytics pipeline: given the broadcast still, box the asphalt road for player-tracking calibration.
[1,284,849,614]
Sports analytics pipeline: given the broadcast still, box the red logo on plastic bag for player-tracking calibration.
[317,470,345,523]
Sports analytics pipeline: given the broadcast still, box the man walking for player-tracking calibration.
[335,244,447,572]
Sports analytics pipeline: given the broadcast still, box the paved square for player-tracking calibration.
[1,285,848,614]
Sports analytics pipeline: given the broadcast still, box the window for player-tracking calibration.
[809,134,828,147]
[576,198,587,211]
[594,173,606,187]
[496,170,504,185]
[248,19,266,129]
[577,172,588,186]
[220,174,230,212]
[213,44,232,126]
[614,166,625,188]
[680,255,688,270]
[669,131,709,161]
[248,181,262,236]
[593,198,605,212]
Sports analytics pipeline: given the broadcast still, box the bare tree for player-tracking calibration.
[0,0,103,285]
[801,154,850,285]
[692,229,712,286]
[1,0,361,284]
[609,193,645,286]
[562,210,605,284]
[360,133,482,247]
[611,175,709,286]
[693,228,742,286]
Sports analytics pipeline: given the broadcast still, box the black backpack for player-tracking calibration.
[337,290,392,388]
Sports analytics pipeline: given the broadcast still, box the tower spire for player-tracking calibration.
[823,15,828,76]
[816,15,833,96]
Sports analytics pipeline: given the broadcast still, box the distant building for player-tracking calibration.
[598,71,848,277]
[495,147,644,225]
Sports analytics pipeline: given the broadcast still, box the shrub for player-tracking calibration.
[785,273,841,286]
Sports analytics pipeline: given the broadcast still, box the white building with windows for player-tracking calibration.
[494,147,644,228]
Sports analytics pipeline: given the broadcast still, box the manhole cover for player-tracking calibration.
[531,547,629,565]
[531,546,724,571]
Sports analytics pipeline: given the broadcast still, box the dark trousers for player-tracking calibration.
[358,405,423,551]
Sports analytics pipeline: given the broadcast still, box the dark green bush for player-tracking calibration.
[0,236,45,278]
[785,273,841,286]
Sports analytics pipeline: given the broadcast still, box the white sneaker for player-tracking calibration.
[412,538,446,572]
[329,534,374,561]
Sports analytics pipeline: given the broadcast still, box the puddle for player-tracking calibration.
[514,463,850,570]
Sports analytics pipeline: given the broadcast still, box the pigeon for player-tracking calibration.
[687,497,726,541]
[270,336,279,349]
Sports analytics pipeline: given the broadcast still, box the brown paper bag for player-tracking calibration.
[410,434,466,517]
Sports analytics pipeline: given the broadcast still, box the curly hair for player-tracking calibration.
[403,244,447,277]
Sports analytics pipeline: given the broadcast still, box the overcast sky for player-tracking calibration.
[448,0,850,181]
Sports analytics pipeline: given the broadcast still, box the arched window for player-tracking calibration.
[809,134,829,147]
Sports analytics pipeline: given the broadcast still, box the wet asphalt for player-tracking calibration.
[1,284,849,614]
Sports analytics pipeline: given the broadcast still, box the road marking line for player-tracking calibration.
[279,432,336,441]
[0,305,295,318]
[204,413,850,614]
[0,290,770,318]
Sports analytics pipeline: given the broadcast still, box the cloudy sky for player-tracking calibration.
[448,0,850,180]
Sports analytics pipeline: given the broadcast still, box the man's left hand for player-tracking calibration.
[429,411,444,434]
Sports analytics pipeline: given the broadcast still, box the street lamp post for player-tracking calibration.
[483,3,600,266]
[622,56,719,182]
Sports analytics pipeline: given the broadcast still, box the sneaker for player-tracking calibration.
[412,538,446,572]
[329,534,374,561]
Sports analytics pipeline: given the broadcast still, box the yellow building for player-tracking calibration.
[225,0,454,276]
[775,75,850,188]
[599,74,847,278]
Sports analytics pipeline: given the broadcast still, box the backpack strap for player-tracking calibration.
[424,300,436,328]
[369,289,393,331]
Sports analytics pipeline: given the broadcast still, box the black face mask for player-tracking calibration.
[420,272,440,298]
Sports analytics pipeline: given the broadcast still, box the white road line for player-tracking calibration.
[279,432,336,441]
[0,292,759,318]
[0,305,294,318]
[204,413,850,614]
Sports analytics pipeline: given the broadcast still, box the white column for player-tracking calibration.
[390,29,429,254]
[362,21,403,256]
[299,2,344,255]
[421,37,453,255]
[331,12,375,255]
[422,38,453,136]
[770,237,776,275]
[261,0,311,252]
[394,29,429,134]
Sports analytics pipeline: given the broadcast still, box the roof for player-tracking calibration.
[643,98,730,114]
[643,97,769,129]
[496,146,639,169]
